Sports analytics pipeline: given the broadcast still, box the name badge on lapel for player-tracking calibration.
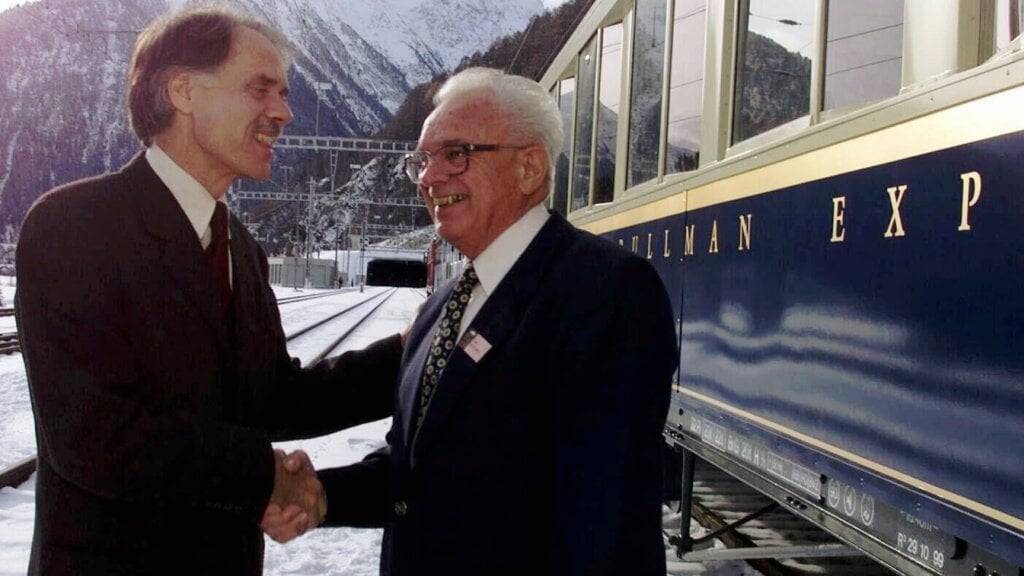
[458,329,492,363]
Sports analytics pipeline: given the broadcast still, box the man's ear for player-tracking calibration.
[167,71,197,115]
[518,145,548,196]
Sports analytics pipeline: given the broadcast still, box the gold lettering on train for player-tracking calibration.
[831,196,846,243]
[631,235,639,254]
[959,171,982,232]
[738,214,752,251]
[684,225,695,257]
[884,185,908,238]
[646,233,653,259]
[663,229,671,258]
[709,220,719,254]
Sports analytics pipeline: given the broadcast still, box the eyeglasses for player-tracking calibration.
[403,143,529,184]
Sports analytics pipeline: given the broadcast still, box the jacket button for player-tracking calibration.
[394,501,408,516]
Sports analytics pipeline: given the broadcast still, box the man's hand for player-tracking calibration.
[261,449,327,543]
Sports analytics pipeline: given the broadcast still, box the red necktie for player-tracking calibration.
[206,203,232,312]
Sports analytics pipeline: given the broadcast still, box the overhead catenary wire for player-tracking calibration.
[536,0,597,80]
[507,16,539,75]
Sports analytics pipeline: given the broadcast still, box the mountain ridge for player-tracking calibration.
[0,0,544,232]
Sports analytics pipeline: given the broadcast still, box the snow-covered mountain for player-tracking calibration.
[318,0,544,87]
[0,0,544,232]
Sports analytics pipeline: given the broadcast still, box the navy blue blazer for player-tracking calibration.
[320,213,677,576]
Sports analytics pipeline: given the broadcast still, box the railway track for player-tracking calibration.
[282,287,399,365]
[283,288,394,343]
[304,290,398,365]
[0,456,35,489]
[0,331,19,355]
[666,458,893,576]
[276,288,354,306]
[1,288,405,493]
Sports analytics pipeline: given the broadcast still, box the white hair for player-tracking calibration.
[434,67,564,196]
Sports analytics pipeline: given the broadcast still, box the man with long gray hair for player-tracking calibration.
[16,6,402,575]
[265,67,677,575]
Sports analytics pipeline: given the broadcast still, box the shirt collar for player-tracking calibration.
[146,144,223,241]
[471,203,550,296]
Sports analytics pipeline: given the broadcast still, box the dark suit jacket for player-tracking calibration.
[15,154,403,576]
[320,213,677,576]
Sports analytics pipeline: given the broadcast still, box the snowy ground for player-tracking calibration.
[264,287,422,576]
[0,272,28,470]
[270,285,336,300]
[0,277,17,334]
[0,354,33,470]
[0,284,759,576]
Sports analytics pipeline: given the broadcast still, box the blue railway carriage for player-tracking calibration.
[540,0,1024,574]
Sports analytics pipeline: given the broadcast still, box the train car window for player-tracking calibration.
[733,0,814,143]
[554,78,576,216]
[548,85,558,214]
[572,35,599,212]
[823,0,903,111]
[595,22,624,204]
[627,0,668,188]
[994,0,1023,53]
[665,0,707,175]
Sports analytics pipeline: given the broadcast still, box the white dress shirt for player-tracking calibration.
[146,145,232,286]
[458,203,550,339]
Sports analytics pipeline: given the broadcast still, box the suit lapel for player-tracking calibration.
[125,153,231,354]
[409,214,573,464]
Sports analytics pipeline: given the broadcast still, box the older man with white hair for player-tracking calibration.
[267,67,677,576]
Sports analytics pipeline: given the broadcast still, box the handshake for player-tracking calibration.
[261,449,326,543]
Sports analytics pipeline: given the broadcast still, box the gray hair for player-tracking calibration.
[128,5,294,146]
[434,67,563,196]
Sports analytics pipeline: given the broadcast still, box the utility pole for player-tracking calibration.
[343,223,350,286]
[333,226,340,287]
[329,150,339,287]
[359,211,367,293]
[305,177,316,288]
[310,81,331,288]
[313,82,332,136]
[281,166,292,193]
[281,166,303,291]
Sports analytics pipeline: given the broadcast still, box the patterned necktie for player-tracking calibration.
[206,202,232,313]
[416,264,479,430]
